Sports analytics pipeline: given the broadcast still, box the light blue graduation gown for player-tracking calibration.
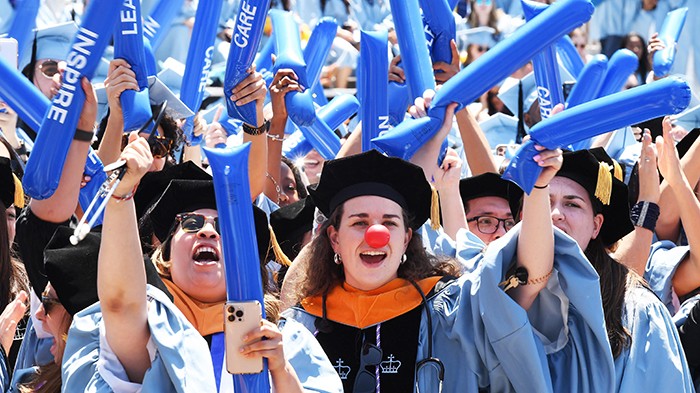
[284,225,616,392]
[644,240,689,315]
[61,285,217,392]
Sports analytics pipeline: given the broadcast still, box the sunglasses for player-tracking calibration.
[475,45,489,53]
[176,213,220,234]
[41,292,61,315]
[37,59,60,79]
[120,101,175,158]
[353,342,382,393]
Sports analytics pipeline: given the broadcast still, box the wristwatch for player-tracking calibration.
[242,120,270,136]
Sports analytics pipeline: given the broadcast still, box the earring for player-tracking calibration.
[334,253,342,265]
[401,254,407,264]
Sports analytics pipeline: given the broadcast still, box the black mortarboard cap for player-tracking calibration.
[44,226,171,316]
[0,158,15,209]
[270,197,315,259]
[308,150,432,229]
[134,161,211,219]
[459,172,524,218]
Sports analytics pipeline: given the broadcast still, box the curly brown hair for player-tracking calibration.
[299,203,461,299]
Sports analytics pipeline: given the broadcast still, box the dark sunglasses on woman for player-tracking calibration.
[37,59,60,78]
[176,213,220,234]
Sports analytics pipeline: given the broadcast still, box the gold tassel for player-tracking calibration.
[612,160,623,182]
[268,226,292,267]
[12,174,24,208]
[594,163,612,205]
[430,185,441,230]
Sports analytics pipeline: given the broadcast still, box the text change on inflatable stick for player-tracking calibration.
[556,35,585,79]
[114,0,152,132]
[653,7,688,78]
[24,0,122,200]
[304,17,337,92]
[373,0,595,160]
[359,30,389,152]
[225,0,272,126]
[180,0,224,143]
[389,0,435,101]
[565,54,607,108]
[596,48,637,98]
[521,0,564,119]
[419,0,456,65]
[503,77,691,193]
[270,10,315,127]
[204,143,271,392]
[142,0,185,51]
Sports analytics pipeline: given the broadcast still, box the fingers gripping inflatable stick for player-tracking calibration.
[114,0,152,132]
[359,30,389,152]
[142,0,185,51]
[653,7,688,78]
[180,0,224,144]
[204,143,271,393]
[373,0,595,160]
[225,0,272,126]
[503,77,691,193]
[270,10,315,127]
[24,0,123,199]
[521,0,565,119]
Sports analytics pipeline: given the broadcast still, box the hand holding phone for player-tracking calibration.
[225,300,264,374]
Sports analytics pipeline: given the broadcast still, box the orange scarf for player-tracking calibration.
[162,278,223,337]
[301,277,442,329]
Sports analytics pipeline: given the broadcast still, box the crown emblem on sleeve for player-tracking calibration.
[334,359,351,379]
[380,354,401,374]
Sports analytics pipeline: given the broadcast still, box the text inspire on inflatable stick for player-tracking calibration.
[142,0,185,51]
[180,0,224,143]
[521,0,565,119]
[0,53,108,224]
[204,143,271,393]
[653,7,688,78]
[225,0,272,126]
[359,30,389,152]
[503,77,691,193]
[24,0,122,200]
[372,0,595,160]
[114,0,152,132]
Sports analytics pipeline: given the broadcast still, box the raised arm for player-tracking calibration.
[512,143,562,310]
[656,118,700,296]
[612,129,659,276]
[98,132,153,383]
[454,106,498,175]
[96,59,138,166]
[433,149,467,240]
[265,69,302,204]
[30,78,96,223]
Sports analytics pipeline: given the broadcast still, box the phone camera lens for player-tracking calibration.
[235,310,244,318]
[228,306,234,313]
[228,315,234,322]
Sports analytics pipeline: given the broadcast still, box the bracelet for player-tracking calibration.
[630,201,660,232]
[533,184,549,189]
[111,184,138,203]
[266,173,282,204]
[267,133,286,143]
[499,266,553,291]
[242,120,270,136]
[73,128,94,142]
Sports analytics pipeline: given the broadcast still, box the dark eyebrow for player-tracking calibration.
[563,195,587,203]
[347,213,401,219]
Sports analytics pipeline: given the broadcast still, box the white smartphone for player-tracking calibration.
[0,38,18,69]
[225,300,264,374]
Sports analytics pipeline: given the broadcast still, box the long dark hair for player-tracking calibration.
[621,33,651,84]
[0,207,28,311]
[299,204,460,300]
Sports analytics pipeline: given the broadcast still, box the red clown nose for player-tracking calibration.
[365,224,391,248]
